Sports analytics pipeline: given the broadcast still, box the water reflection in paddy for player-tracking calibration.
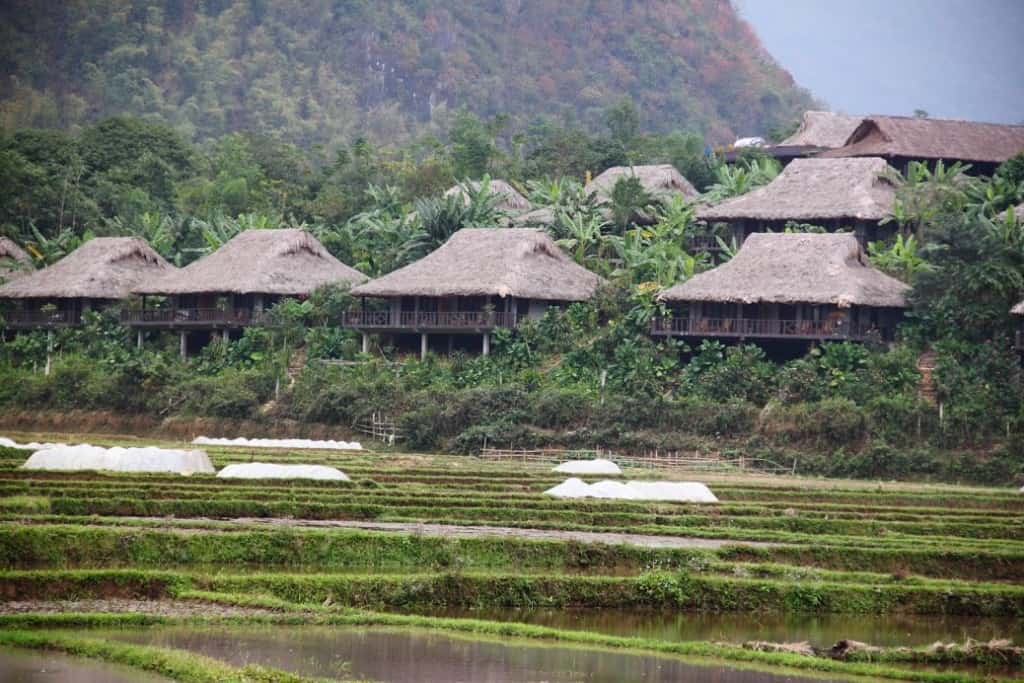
[410,607,1024,648]
[0,648,171,683]
[109,625,864,683]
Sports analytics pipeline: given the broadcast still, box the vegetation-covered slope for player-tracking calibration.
[0,0,814,146]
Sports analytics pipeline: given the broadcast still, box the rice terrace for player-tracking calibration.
[1,0,1024,681]
[0,431,1019,682]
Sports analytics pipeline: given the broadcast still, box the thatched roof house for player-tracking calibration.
[0,237,172,300]
[780,111,865,149]
[821,116,1024,169]
[352,228,603,301]
[0,237,32,283]
[659,233,908,308]
[135,229,365,297]
[586,164,699,202]
[444,180,531,212]
[697,157,896,224]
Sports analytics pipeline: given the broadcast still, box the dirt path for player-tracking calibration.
[232,518,776,549]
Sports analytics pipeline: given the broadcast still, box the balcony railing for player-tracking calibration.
[121,308,269,328]
[2,310,81,328]
[651,317,891,341]
[685,235,726,253]
[344,310,518,331]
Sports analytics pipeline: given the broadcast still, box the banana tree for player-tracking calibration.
[20,223,85,266]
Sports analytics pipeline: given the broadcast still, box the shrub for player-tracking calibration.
[529,387,594,429]
[760,398,867,450]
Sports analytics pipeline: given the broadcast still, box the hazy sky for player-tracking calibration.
[733,0,1024,124]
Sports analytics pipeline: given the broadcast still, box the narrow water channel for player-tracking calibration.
[108,625,868,683]
[408,607,1024,648]
[0,648,171,683]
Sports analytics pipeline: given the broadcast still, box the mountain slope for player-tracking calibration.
[0,0,814,146]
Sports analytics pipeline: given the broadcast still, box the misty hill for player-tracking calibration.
[0,0,814,146]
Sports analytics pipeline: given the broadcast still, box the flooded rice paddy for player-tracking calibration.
[407,607,1024,648]
[108,624,865,683]
[0,648,171,682]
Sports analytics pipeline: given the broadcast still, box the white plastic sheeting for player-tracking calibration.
[544,478,718,502]
[193,436,362,451]
[0,437,67,450]
[217,463,350,481]
[22,445,214,475]
[552,458,622,475]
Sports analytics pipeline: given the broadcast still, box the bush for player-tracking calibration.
[171,367,276,419]
[529,387,594,429]
[449,423,540,454]
[760,398,867,450]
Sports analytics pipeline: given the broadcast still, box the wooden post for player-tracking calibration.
[361,333,369,354]
[482,333,490,356]
[420,333,428,360]
[136,329,143,350]
[44,329,53,376]
[179,331,187,360]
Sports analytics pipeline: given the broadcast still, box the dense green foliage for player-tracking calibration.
[1,128,1023,484]
[0,1,812,148]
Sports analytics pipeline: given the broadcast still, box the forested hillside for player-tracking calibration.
[0,0,813,146]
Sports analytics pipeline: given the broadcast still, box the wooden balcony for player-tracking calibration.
[2,310,81,329]
[685,234,726,254]
[344,310,518,332]
[121,308,269,328]
[651,317,891,342]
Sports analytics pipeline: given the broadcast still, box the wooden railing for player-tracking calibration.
[651,317,890,341]
[685,234,726,253]
[480,448,796,474]
[344,310,518,330]
[2,310,80,328]
[120,308,269,327]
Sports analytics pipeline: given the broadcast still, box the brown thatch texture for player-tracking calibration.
[697,157,896,222]
[135,229,365,296]
[0,237,172,300]
[659,233,909,308]
[780,111,864,148]
[822,116,1024,163]
[352,228,604,300]
[586,164,699,201]
[512,206,556,227]
[444,179,532,212]
[0,237,32,282]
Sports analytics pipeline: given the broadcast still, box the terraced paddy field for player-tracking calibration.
[0,431,1022,682]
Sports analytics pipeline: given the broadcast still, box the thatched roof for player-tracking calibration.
[698,157,896,222]
[822,115,1024,164]
[586,165,699,201]
[135,229,365,296]
[0,237,32,283]
[780,111,864,148]
[659,233,909,308]
[512,206,556,227]
[444,179,531,212]
[0,237,172,300]
[352,228,604,300]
